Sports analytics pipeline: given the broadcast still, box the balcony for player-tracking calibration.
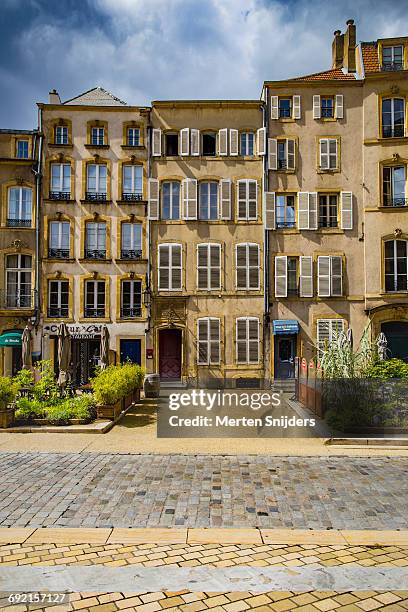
[84,307,105,318]
[382,126,405,138]
[49,191,71,200]
[383,197,408,208]
[1,291,33,309]
[85,192,107,201]
[382,62,404,71]
[84,249,106,260]
[48,248,70,259]
[48,306,69,318]
[121,192,143,202]
[7,219,31,228]
[120,249,142,260]
[120,306,142,319]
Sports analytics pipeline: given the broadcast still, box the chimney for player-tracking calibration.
[343,19,356,72]
[332,30,344,69]
[48,89,61,104]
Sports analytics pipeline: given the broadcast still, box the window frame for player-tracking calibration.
[197,243,221,291]
[198,181,218,220]
[85,221,107,259]
[122,164,143,197]
[384,239,408,292]
[5,254,32,308]
[16,139,29,159]
[161,181,181,220]
[316,318,345,352]
[158,243,183,291]
[121,222,142,259]
[275,193,296,229]
[318,193,339,228]
[84,279,106,318]
[237,179,258,221]
[240,132,255,156]
[381,97,405,138]
[49,220,70,258]
[86,163,107,196]
[236,317,260,364]
[235,243,260,290]
[127,127,140,146]
[382,165,407,207]
[50,162,71,194]
[319,138,339,171]
[48,279,69,318]
[7,187,32,227]
[197,317,221,365]
[90,126,105,146]
[55,125,69,145]
[120,279,142,318]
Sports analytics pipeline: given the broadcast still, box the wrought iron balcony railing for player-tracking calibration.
[48,248,70,259]
[276,221,296,229]
[84,307,105,318]
[49,191,71,200]
[47,306,69,318]
[120,306,142,318]
[383,197,408,207]
[7,218,31,228]
[85,192,107,201]
[84,249,106,260]
[2,291,33,309]
[382,125,405,138]
[382,62,404,71]
[122,192,143,201]
[120,249,142,260]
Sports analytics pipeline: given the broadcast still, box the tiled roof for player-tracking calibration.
[361,42,380,73]
[63,87,128,106]
[288,68,357,82]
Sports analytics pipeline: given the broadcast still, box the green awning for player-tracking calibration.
[0,331,22,347]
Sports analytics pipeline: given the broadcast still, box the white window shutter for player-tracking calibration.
[180,128,189,156]
[158,245,169,289]
[148,178,159,220]
[275,255,287,297]
[182,178,197,219]
[313,95,321,119]
[293,95,301,119]
[236,244,247,289]
[209,244,221,290]
[331,256,343,296]
[197,244,209,290]
[319,139,329,170]
[317,256,331,297]
[308,192,318,230]
[229,129,239,156]
[219,179,231,220]
[248,180,258,219]
[286,139,295,170]
[171,244,182,290]
[271,96,279,120]
[248,244,260,290]
[218,128,228,156]
[152,128,162,156]
[317,319,330,350]
[256,127,266,156]
[335,94,344,119]
[237,180,247,219]
[209,318,221,364]
[264,192,276,230]
[299,256,313,297]
[197,318,209,364]
[190,129,200,156]
[268,138,277,170]
[297,192,309,230]
[341,191,353,229]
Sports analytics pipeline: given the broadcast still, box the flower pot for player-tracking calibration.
[96,400,122,420]
[0,405,15,428]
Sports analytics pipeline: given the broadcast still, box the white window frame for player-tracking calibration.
[197,243,221,291]
[55,126,68,145]
[122,164,143,195]
[199,181,218,220]
[48,280,69,316]
[319,138,338,170]
[16,140,29,159]
[121,279,142,317]
[158,243,183,291]
[85,222,106,254]
[51,163,71,193]
[127,127,140,146]
[86,164,107,194]
[49,221,70,250]
[84,280,105,316]
[121,222,142,253]
[161,181,180,220]
[5,254,32,307]
[237,179,257,220]
[240,132,255,156]
[236,317,260,364]
[197,317,221,365]
[384,239,408,292]
[317,319,345,351]
[7,187,32,223]
[91,127,105,146]
[235,243,260,290]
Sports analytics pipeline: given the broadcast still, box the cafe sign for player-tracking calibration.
[44,324,103,339]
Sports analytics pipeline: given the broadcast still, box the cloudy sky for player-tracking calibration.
[1,0,407,128]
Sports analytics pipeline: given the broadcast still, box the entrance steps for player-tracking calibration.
[160,379,188,389]
[271,379,296,393]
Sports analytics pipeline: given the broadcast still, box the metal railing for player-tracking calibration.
[276,221,296,229]
[120,249,142,260]
[47,307,69,318]
[49,191,71,200]
[122,192,143,201]
[382,125,405,138]
[382,62,404,71]
[120,306,142,318]
[85,192,107,201]
[84,249,106,260]
[84,307,105,318]
[383,197,408,207]
[48,248,70,259]
[7,218,31,228]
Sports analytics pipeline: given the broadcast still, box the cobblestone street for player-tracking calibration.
[0,453,407,530]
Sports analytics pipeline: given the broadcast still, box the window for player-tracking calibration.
[317,255,343,297]
[383,166,406,206]
[165,133,179,156]
[127,127,140,146]
[319,138,338,170]
[49,221,70,258]
[236,243,260,290]
[48,280,69,318]
[122,165,143,200]
[382,98,405,138]
[317,319,345,352]
[271,96,301,120]
[7,187,32,227]
[85,222,106,259]
[275,255,313,298]
[236,317,259,364]
[199,182,218,220]
[276,194,295,228]
[121,279,142,318]
[121,223,142,259]
[237,179,257,220]
[50,163,71,198]
[5,254,32,308]
[161,181,180,220]
[55,126,68,145]
[240,132,255,156]
[319,194,338,227]
[158,244,182,291]
[279,98,292,118]
[287,257,298,296]
[313,95,343,120]
[197,318,220,365]
[268,138,295,171]
[86,164,107,199]
[16,140,29,159]
[382,46,403,70]
[197,244,221,290]
[202,132,216,156]
[321,97,334,118]
[85,280,105,318]
[385,240,408,292]
[91,127,105,146]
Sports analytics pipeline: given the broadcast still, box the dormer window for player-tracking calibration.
[382,46,404,71]
[16,140,29,159]
[91,127,105,146]
[55,126,68,145]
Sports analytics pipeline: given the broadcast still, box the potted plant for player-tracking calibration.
[91,366,124,419]
[0,377,19,428]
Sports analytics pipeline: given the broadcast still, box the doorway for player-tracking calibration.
[274,335,296,379]
[159,329,182,380]
[120,339,141,365]
[70,339,100,386]
[381,321,408,362]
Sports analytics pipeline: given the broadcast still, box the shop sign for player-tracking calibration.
[44,323,103,339]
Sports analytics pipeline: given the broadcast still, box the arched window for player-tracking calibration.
[385,239,408,291]
[5,254,32,307]
[8,187,32,227]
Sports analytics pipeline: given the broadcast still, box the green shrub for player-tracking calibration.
[0,377,19,408]
[366,358,408,379]
[33,360,59,403]
[46,403,74,425]
[70,394,97,422]
[13,368,34,390]
[91,364,144,405]
[15,397,46,421]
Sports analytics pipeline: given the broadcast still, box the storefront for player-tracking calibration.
[272,320,299,379]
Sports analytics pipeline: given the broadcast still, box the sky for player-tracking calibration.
[1,0,407,128]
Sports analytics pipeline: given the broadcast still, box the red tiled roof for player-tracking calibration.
[288,68,357,82]
[361,42,380,73]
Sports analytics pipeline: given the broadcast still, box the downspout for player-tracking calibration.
[146,111,152,337]
[32,107,43,329]
[261,89,270,385]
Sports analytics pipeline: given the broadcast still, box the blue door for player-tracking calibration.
[120,339,141,365]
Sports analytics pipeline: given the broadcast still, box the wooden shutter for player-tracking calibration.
[275,255,287,297]
[341,191,353,229]
[237,180,247,219]
[236,244,247,289]
[317,256,331,297]
[257,127,266,156]
[335,94,344,119]
[171,244,182,290]
[210,244,221,290]
[190,129,200,156]
[286,139,295,170]
[219,179,231,220]
[182,178,197,219]
[264,192,275,230]
[248,180,257,219]
[308,192,318,230]
[313,95,321,119]
[331,256,343,296]
[236,318,248,363]
[271,95,279,120]
[197,318,209,364]
[299,256,313,297]
[209,318,220,364]
[293,95,301,119]
[148,178,159,220]
[152,128,162,156]
[248,244,260,289]
[229,129,238,156]
[330,139,338,169]
[197,244,209,290]
[218,128,228,155]
[158,245,169,290]
[297,192,309,230]
[180,128,189,156]
[319,139,329,170]
[268,138,277,170]
[248,318,259,363]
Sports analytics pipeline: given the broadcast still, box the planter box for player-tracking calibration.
[132,388,141,403]
[0,406,15,429]
[97,400,122,420]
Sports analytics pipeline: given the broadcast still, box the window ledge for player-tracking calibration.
[380,291,408,296]
[272,169,296,174]
[84,144,110,149]
[319,228,344,234]
[46,258,75,263]
[79,318,111,323]
[378,205,408,211]
[80,199,112,205]
[121,145,145,150]
[275,229,300,234]
[45,199,76,204]
[78,258,112,263]
[48,143,73,148]
[118,317,146,322]
[44,317,75,323]
[115,258,147,263]
[116,199,147,205]
[317,168,340,174]
[364,137,408,145]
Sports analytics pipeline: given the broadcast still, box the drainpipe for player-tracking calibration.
[32,107,43,330]
[261,90,270,386]
[145,112,152,369]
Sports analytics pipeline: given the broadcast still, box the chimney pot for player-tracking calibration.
[346,19,354,25]
[334,30,341,36]
[48,89,61,104]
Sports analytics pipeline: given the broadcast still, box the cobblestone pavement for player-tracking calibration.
[0,453,407,529]
[1,541,408,610]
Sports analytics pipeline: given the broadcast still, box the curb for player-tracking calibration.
[327,438,408,446]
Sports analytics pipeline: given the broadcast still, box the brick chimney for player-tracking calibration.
[343,19,356,72]
[48,89,61,104]
[332,30,344,69]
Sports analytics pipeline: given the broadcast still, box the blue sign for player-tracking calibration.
[272,320,299,335]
